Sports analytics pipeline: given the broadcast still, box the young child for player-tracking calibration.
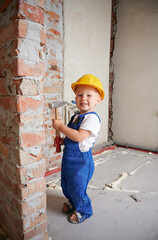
[53,74,104,224]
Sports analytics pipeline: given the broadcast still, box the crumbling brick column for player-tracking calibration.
[0,0,48,239]
[43,0,63,172]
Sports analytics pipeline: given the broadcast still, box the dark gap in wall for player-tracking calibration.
[108,0,119,141]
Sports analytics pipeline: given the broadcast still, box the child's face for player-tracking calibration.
[75,85,101,114]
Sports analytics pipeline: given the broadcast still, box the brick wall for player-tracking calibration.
[0,0,115,238]
[43,0,63,171]
[0,0,48,239]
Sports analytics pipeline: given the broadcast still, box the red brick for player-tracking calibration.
[47,32,62,44]
[23,211,47,232]
[45,11,59,21]
[0,170,17,195]
[10,147,42,166]
[4,162,18,182]
[20,131,45,148]
[1,209,23,240]
[0,174,46,202]
[15,58,45,77]
[0,142,9,158]
[48,28,60,36]
[0,79,7,95]
[21,194,46,216]
[0,179,8,201]
[43,85,62,93]
[0,58,45,79]
[20,113,43,128]
[40,27,46,46]
[0,20,28,46]
[18,160,46,183]
[17,96,42,113]
[37,0,45,10]
[0,24,15,45]
[23,221,47,240]
[0,96,17,111]
[20,178,46,200]
[0,46,8,61]
[18,19,28,38]
[19,0,44,25]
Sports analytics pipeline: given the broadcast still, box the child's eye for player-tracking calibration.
[87,94,91,97]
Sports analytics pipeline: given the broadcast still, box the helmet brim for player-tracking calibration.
[71,82,104,100]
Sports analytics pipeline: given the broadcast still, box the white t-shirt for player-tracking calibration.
[73,113,100,152]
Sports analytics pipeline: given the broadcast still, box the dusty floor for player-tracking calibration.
[46,147,158,240]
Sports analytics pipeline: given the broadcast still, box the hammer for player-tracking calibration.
[49,101,67,152]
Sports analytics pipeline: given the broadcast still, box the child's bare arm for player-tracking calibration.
[53,119,90,142]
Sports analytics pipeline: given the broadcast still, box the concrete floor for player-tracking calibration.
[46,147,158,240]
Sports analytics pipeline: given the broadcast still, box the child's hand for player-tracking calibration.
[52,119,64,131]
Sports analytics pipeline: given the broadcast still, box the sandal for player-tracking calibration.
[68,211,86,224]
[62,202,74,214]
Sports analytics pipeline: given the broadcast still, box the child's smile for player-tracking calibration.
[80,102,88,107]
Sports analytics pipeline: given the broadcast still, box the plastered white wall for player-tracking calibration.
[63,0,112,146]
[112,0,158,149]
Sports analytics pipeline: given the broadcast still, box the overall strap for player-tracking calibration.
[68,111,101,130]
[79,111,101,123]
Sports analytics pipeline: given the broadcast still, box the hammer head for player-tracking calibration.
[48,100,67,109]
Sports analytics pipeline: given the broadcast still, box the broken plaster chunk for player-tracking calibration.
[47,180,61,190]
[47,182,57,189]
[23,146,41,156]
[105,172,128,189]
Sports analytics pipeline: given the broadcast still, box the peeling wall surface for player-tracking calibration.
[43,0,63,171]
[63,0,112,146]
[112,0,158,149]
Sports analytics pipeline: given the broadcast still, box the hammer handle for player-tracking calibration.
[55,108,60,137]
[55,108,60,120]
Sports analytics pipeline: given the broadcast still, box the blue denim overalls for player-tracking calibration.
[61,111,100,218]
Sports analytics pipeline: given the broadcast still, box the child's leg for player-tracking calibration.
[68,179,93,218]
[61,169,73,205]
[66,152,94,219]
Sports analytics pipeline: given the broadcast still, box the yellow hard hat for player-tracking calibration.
[71,74,105,100]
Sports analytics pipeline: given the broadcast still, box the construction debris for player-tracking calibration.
[130,194,141,202]
[105,172,128,189]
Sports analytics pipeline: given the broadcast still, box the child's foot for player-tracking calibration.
[62,202,74,214]
[68,211,86,224]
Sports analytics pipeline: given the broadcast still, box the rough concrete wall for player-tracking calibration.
[43,0,63,171]
[112,0,158,150]
[63,0,112,147]
[0,0,48,239]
